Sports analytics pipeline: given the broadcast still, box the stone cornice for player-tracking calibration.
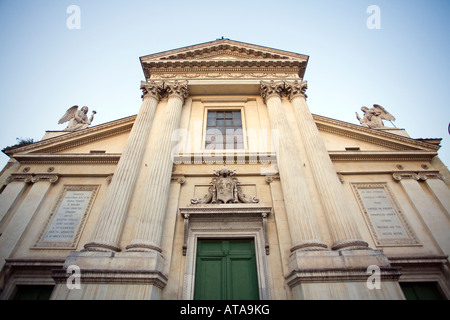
[4,115,136,156]
[285,267,402,287]
[329,151,437,162]
[52,268,168,287]
[140,39,309,62]
[314,114,441,152]
[141,39,309,80]
[12,153,121,165]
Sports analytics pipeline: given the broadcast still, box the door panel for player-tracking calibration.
[194,239,259,300]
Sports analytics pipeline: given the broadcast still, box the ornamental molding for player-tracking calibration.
[392,170,444,181]
[141,80,189,102]
[31,174,59,184]
[179,205,272,256]
[142,40,308,62]
[13,154,121,165]
[260,80,308,103]
[329,151,437,162]
[6,173,33,184]
[141,39,308,81]
[313,114,441,152]
[149,71,300,81]
[52,268,168,287]
[285,267,402,287]
[6,173,59,184]
[4,115,136,156]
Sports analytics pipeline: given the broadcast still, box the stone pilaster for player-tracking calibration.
[84,81,163,252]
[0,174,33,224]
[286,80,368,251]
[0,174,58,272]
[419,172,450,215]
[261,81,327,252]
[393,171,450,258]
[126,80,188,253]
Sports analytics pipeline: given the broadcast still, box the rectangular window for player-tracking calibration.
[205,110,244,150]
[13,285,54,300]
[400,282,444,300]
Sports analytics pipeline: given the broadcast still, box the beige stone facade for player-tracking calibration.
[0,39,449,300]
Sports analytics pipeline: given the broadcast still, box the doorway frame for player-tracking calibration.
[180,205,272,300]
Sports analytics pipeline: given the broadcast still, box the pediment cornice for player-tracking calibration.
[313,114,440,152]
[140,39,309,80]
[4,115,136,156]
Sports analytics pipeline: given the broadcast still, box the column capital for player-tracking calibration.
[417,171,445,181]
[285,80,308,100]
[164,80,189,103]
[260,80,285,104]
[6,173,33,184]
[392,171,444,182]
[31,174,59,184]
[393,171,419,181]
[260,80,308,103]
[140,80,164,101]
[171,174,186,185]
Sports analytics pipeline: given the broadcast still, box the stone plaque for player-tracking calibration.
[34,185,99,249]
[352,183,419,246]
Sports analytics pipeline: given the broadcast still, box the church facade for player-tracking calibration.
[0,39,449,300]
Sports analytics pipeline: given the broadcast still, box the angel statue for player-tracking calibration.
[58,106,97,132]
[356,104,395,129]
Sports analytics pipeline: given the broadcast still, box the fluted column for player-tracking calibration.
[286,80,368,250]
[261,81,327,252]
[126,80,188,253]
[84,81,163,252]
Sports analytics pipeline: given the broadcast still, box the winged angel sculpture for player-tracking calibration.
[58,106,97,132]
[356,104,395,129]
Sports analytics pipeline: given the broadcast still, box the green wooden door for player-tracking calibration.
[194,239,259,300]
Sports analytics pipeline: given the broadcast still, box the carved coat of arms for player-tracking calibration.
[191,167,259,204]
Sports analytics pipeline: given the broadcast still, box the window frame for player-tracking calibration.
[202,107,247,152]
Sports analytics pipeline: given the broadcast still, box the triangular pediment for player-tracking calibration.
[3,116,135,164]
[141,39,308,62]
[140,39,309,80]
[313,114,440,161]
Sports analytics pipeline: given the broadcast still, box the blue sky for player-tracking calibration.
[0,0,449,168]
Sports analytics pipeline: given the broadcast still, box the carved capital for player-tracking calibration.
[260,80,308,103]
[393,171,445,182]
[392,172,419,181]
[6,173,33,184]
[140,80,164,101]
[260,80,285,104]
[31,174,59,184]
[171,174,186,185]
[417,172,445,181]
[264,175,280,184]
[164,80,189,102]
[285,80,308,100]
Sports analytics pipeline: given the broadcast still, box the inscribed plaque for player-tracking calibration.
[34,185,99,249]
[352,183,419,246]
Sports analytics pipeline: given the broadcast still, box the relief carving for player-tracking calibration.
[191,167,259,204]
